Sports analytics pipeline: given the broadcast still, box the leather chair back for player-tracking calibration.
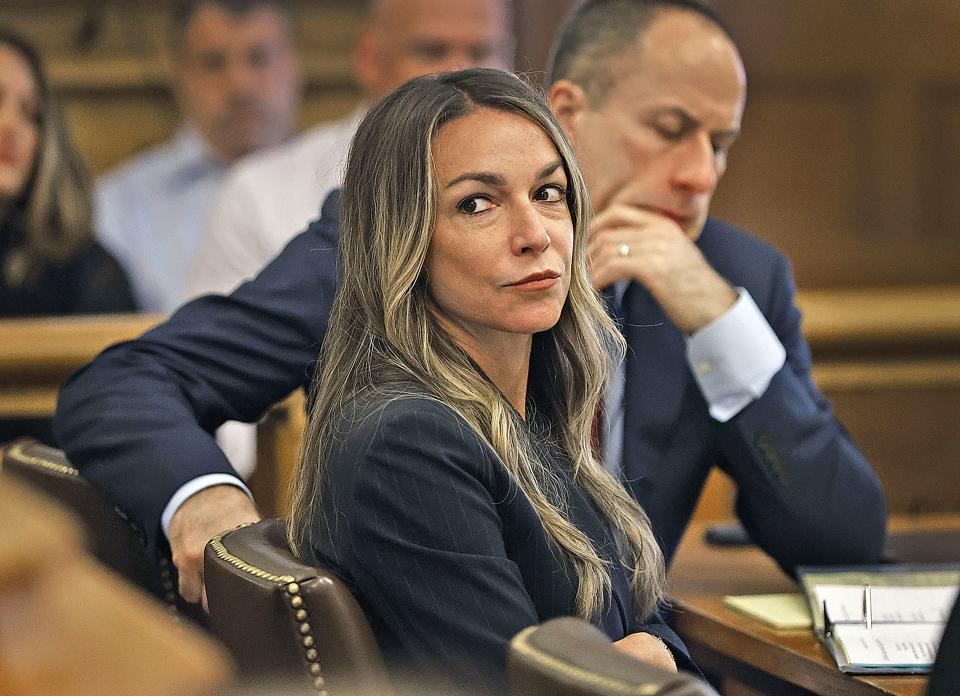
[203,518,396,696]
[508,617,718,696]
[1,438,180,609]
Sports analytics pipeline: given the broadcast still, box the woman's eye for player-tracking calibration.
[457,196,494,215]
[534,185,566,202]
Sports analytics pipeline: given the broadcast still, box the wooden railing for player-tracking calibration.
[2,285,958,516]
[0,314,163,418]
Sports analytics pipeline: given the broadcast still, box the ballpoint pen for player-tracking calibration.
[862,584,873,629]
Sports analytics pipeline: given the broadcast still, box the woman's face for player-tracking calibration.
[0,44,41,205]
[426,107,574,351]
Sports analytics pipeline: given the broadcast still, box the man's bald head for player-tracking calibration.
[548,0,735,105]
[355,0,512,102]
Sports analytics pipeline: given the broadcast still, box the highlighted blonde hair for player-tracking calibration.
[288,68,665,620]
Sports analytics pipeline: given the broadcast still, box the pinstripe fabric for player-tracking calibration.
[300,390,694,694]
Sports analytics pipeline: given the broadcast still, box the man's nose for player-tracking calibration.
[225,58,259,94]
[511,203,551,256]
[670,133,720,195]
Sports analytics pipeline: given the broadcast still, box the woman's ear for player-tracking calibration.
[548,80,589,138]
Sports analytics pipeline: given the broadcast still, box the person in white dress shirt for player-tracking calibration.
[96,0,301,476]
[96,0,301,313]
[187,0,514,298]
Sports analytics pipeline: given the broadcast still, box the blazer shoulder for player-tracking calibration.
[699,218,793,306]
[700,218,785,262]
[334,389,485,460]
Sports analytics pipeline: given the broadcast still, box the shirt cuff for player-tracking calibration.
[686,288,786,422]
[161,474,253,540]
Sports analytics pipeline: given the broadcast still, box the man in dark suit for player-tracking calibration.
[54,0,886,606]
[545,0,886,569]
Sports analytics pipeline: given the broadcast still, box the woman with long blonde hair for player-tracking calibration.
[288,68,696,693]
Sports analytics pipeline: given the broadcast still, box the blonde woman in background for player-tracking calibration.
[287,68,698,695]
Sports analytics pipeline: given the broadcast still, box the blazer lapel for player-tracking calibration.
[619,283,691,484]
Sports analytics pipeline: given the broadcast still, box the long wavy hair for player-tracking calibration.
[288,68,666,620]
[0,30,95,287]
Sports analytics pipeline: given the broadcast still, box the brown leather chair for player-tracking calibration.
[0,438,183,611]
[508,617,718,696]
[203,518,396,696]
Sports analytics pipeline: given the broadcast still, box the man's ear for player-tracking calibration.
[548,79,589,136]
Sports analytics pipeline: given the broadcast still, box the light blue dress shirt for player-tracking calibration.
[95,127,227,313]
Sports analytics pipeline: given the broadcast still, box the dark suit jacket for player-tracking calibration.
[619,220,886,572]
[54,192,886,574]
[302,388,695,694]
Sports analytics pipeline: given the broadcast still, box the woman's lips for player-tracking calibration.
[506,270,562,290]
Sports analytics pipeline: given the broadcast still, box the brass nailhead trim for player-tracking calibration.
[208,526,296,584]
[510,625,664,696]
[208,526,327,693]
[5,441,79,477]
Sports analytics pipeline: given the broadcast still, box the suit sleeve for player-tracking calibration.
[53,199,340,553]
[327,400,540,694]
[715,254,887,573]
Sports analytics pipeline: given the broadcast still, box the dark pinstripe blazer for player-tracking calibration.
[299,388,695,695]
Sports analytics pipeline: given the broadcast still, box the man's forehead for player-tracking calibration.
[380,0,506,40]
[185,5,286,49]
[602,12,745,113]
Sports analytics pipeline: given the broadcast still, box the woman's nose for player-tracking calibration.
[510,204,551,256]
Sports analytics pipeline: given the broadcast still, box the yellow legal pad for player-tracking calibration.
[723,593,813,629]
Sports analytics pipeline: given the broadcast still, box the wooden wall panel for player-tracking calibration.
[62,91,179,176]
[919,85,960,245]
[711,81,876,286]
[0,0,363,175]
[830,385,960,515]
[710,0,960,288]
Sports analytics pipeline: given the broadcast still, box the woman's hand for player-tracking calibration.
[612,632,678,672]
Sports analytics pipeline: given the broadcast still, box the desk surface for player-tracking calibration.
[667,516,960,695]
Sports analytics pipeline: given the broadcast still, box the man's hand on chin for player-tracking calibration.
[587,202,737,335]
[167,484,261,610]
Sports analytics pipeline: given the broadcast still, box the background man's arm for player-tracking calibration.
[54,200,340,598]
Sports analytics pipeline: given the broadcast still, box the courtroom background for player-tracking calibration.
[2,0,957,516]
